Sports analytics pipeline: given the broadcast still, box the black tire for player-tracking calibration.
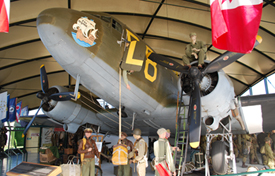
[211,141,227,174]
[95,165,102,176]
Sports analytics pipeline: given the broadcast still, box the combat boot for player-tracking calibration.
[242,162,247,168]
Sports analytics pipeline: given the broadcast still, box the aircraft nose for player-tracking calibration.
[37,8,102,66]
[37,8,72,28]
[37,8,87,66]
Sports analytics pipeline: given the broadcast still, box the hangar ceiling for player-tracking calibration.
[0,0,275,110]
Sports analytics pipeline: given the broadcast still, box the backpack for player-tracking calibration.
[112,144,128,165]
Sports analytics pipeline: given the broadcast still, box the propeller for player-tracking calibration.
[147,53,189,74]
[202,35,262,75]
[147,35,262,148]
[22,65,81,137]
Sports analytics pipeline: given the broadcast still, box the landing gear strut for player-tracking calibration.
[204,118,237,176]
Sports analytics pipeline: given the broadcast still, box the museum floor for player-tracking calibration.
[0,152,268,176]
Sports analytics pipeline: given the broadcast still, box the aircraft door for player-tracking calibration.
[120,29,146,72]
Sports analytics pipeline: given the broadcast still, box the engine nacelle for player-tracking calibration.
[178,61,236,131]
[201,70,235,131]
[42,86,100,133]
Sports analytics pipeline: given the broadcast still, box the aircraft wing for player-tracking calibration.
[240,93,275,133]
[20,115,63,128]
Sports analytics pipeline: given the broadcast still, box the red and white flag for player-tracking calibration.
[210,0,263,54]
[0,0,10,33]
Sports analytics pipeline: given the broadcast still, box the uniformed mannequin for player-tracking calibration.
[249,134,259,164]
[241,134,251,168]
[233,135,240,163]
[257,132,268,164]
[182,33,207,68]
[154,128,176,176]
[264,137,275,172]
[129,128,147,176]
[78,128,100,176]
[117,132,134,176]
[270,130,275,152]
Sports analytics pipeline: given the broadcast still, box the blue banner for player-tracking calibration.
[8,97,17,122]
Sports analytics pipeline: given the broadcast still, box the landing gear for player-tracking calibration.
[204,118,237,176]
[211,141,228,174]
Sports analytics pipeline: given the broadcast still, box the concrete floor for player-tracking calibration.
[0,152,272,176]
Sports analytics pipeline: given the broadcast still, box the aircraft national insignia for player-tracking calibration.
[223,56,229,61]
[169,63,174,66]
[194,105,197,110]
[72,17,98,47]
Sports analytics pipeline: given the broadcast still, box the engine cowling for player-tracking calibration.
[178,61,236,131]
[42,86,101,133]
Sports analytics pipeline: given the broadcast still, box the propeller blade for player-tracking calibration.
[49,92,81,101]
[188,81,202,149]
[22,101,43,138]
[40,64,49,93]
[202,35,262,75]
[147,53,189,73]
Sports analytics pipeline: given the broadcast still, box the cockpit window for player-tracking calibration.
[101,16,111,23]
[112,19,122,33]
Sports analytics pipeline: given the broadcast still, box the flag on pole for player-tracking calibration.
[20,105,29,127]
[16,101,22,122]
[0,0,10,32]
[8,97,17,122]
[210,0,263,53]
[20,105,29,116]
[2,94,10,123]
[0,91,7,121]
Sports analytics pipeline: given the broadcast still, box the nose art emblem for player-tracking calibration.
[72,17,98,47]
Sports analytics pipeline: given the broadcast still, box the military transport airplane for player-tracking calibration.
[21,7,268,174]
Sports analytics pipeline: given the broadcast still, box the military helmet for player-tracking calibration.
[84,128,93,133]
[189,32,197,37]
[133,128,141,135]
[166,129,171,133]
[265,137,272,142]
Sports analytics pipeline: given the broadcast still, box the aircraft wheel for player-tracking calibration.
[211,141,228,175]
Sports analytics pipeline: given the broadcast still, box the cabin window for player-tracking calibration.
[101,16,111,23]
[112,19,122,33]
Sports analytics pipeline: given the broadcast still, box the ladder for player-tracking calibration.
[173,90,189,176]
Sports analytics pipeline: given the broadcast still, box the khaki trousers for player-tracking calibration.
[118,160,131,176]
[182,50,205,65]
[137,162,146,176]
[82,158,95,176]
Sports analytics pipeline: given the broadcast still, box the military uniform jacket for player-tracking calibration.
[264,143,275,160]
[185,41,207,58]
[154,138,175,172]
[130,137,147,163]
[78,137,100,159]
